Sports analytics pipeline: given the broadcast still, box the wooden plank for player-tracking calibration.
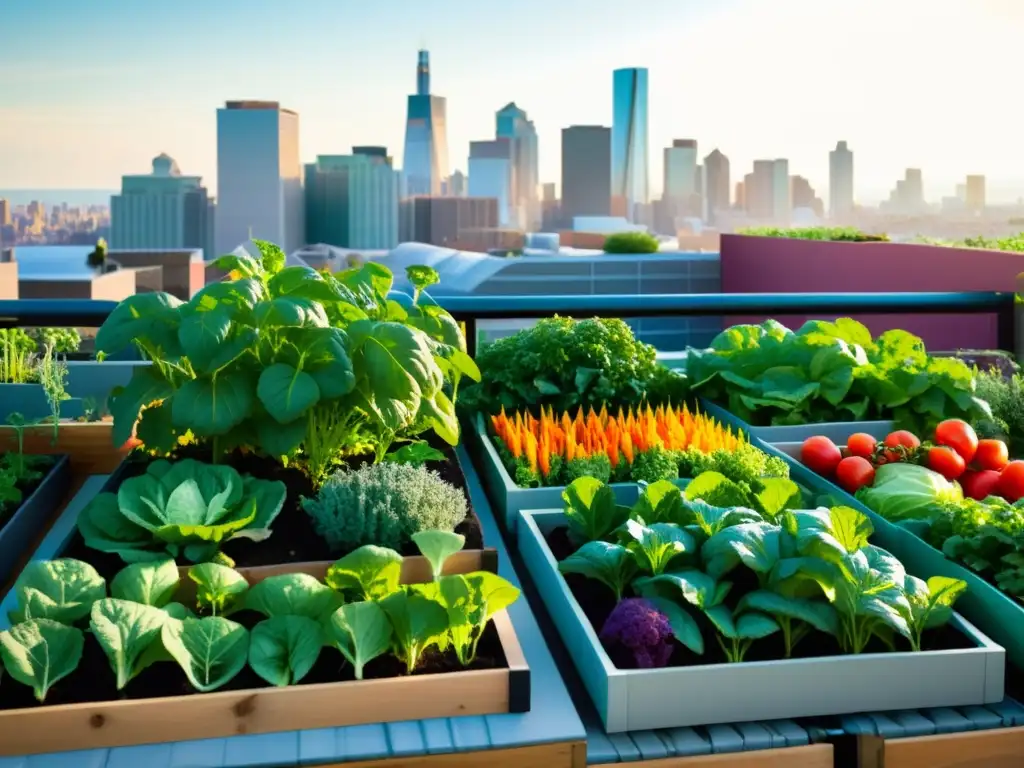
[586,743,833,767]
[864,726,1024,768]
[0,421,132,477]
[313,740,580,767]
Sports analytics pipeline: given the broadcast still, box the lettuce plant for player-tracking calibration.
[76,458,287,565]
[6,558,106,625]
[249,615,324,687]
[90,598,170,689]
[0,619,84,701]
[558,541,638,600]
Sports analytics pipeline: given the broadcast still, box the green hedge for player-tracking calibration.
[739,226,888,242]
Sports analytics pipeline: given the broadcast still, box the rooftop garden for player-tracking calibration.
[738,226,889,242]
[917,232,1024,253]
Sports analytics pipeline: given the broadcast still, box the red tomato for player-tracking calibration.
[974,439,1009,472]
[961,469,1001,501]
[927,446,966,480]
[998,461,1024,502]
[882,430,921,462]
[801,436,842,476]
[835,456,876,493]
[846,433,877,460]
[934,419,979,463]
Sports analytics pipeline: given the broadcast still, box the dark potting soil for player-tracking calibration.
[0,612,508,711]
[60,439,483,582]
[0,455,57,533]
[546,526,975,670]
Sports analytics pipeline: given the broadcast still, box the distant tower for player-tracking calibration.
[703,149,731,224]
[402,50,450,196]
[829,141,854,219]
[611,68,649,220]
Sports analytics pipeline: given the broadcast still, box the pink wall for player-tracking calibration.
[719,235,1023,351]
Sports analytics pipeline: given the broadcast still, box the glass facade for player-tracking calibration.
[402,51,449,197]
[305,154,399,250]
[611,68,649,219]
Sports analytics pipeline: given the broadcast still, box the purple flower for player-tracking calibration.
[599,597,674,669]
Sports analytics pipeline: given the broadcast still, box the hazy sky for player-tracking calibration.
[2,0,1022,203]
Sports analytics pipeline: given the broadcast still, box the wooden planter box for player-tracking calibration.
[0,420,134,476]
[518,508,1005,734]
[0,454,71,586]
[768,439,1024,671]
[467,412,688,534]
[700,399,893,445]
[856,728,1024,768]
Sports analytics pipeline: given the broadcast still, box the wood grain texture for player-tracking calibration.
[314,740,581,767]
[588,744,834,767]
[859,727,1024,768]
[0,420,131,476]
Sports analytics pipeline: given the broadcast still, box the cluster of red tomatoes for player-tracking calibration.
[800,419,1024,500]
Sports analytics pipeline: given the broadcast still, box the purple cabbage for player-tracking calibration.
[599,597,674,669]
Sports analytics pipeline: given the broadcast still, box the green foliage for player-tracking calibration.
[93,241,478,483]
[686,317,991,433]
[974,366,1024,455]
[918,232,1024,252]
[0,619,84,701]
[86,237,109,269]
[461,316,683,414]
[248,615,323,687]
[739,227,888,242]
[90,598,170,689]
[602,231,660,254]
[6,558,106,625]
[630,447,679,484]
[302,461,467,553]
[0,329,36,384]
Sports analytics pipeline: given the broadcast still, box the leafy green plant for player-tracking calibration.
[328,600,393,679]
[249,615,324,687]
[37,343,70,444]
[0,619,84,701]
[562,475,630,545]
[412,530,466,581]
[0,329,36,384]
[430,571,520,666]
[603,231,660,254]
[76,458,287,565]
[162,615,250,692]
[90,598,171,689]
[326,544,404,601]
[245,573,342,619]
[739,226,888,242]
[559,541,638,600]
[189,562,249,615]
[6,558,106,625]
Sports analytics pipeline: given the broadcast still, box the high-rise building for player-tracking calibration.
[703,150,730,224]
[0,199,9,227]
[402,50,449,197]
[965,175,986,213]
[904,168,924,209]
[111,153,215,256]
[664,139,699,218]
[747,161,775,218]
[215,100,302,256]
[468,139,514,227]
[496,103,540,229]
[398,196,498,246]
[771,159,790,223]
[305,151,399,250]
[443,170,467,197]
[734,181,745,210]
[791,175,823,216]
[611,68,649,219]
[561,126,612,224]
[828,141,854,219]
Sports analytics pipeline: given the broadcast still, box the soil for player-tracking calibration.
[60,438,483,582]
[0,455,57,533]
[546,526,975,670]
[0,611,508,711]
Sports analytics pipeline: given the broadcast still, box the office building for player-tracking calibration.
[561,126,611,222]
[402,50,449,196]
[829,140,854,219]
[664,139,698,202]
[399,196,498,246]
[703,149,731,224]
[305,150,399,250]
[496,103,540,229]
[772,159,790,223]
[216,100,302,256]
[734,181,745,210]
[965,175,986,213]
[905,168,925,209]
[443,170,467,197]
[110,153,214,257]
[467,139,514,227]
[747,161,775,218]
[0,199,9,227]
[611,68,649,219]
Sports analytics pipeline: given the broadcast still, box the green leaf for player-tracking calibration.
[94,291,184,357]
[89,598,169,690]
[326,545,404,601]
[257,363,321,424]
[406,265,440,293]
[7,559,107,626]
[411,530,466,581]
[623,519,696,575]
[464,571,520,620]
[248,615,324,687]
[792,506,873,563]
[244,573,343,620]
[755,478,803,520]
[0,619,84,702]
[379,589,450,673]
[634,569,723,610]
[632,480,685,525]
[328,600,393,680]
[171,372,256,437]
[110,559,180,608]
[109,365,175,447]
[558,541,638,600]
[644,596,704,655]
[680,497,763,538]
[188,563,249,615]
[161,616,249,692]
[562,477,630,544]
[737,590,838,636]
[252,239,287,274]
[701,522,781,579]
[177,307,233,372]
[385,442,446,467]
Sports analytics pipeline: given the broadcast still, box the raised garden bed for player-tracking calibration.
[701,399,893,445]
[0,453,71,586]
[855,727,1024,768]
[0,418,136,476]
[518,498,1004,733]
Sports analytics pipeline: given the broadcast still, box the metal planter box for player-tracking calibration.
[700,398,893,445]
[765,439,1024,672]
[468,412,688,533]
[0,454,71,585]
[518,507,1005,733]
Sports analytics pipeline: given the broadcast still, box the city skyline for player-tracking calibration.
[3,0,1023,203]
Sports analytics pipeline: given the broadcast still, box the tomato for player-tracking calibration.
[927,446,966,480]
[882,430,921,462]
[846,433,877,460]
[998,460,1024,502]
[961,469,1001,501]
[801,436,842,476]
[974,439,1009,472]
[835,456,875,493]
[934,419,979,463]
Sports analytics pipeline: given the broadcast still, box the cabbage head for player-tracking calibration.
[855,463,963,523]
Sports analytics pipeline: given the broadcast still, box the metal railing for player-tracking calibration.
[0,292,1016,359]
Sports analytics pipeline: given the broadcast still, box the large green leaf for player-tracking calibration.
[379,589,449,673]
[791,506,873,563]
[326,545,404,601]
[188,563,249,615]
[172,372,256,436]
[0,619,84,702]
[90,598,169,689]
[411,530,466,581]
[94,291,184,356]
[161,616,249,692]
[257,363,321,424]
[248,615,324,687]
[634,569,723,610]
[177,307,233,372]
[701,522,780,579]
[623,520,696,576]
[738,590,838,636]
[558,541,638,600]
[562,477,629,543]
[7,559,106,625]
[244,573,343,620]
[109,365,175,447]
[110,559,180,607]
[644,596,704,655]
[328,600,393,680]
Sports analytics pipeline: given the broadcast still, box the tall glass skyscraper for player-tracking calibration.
[611,68,649,220]
[305,150,399,250]
[495,102,539,229]
[402,51,449,196]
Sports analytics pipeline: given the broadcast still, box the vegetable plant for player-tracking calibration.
[602,231,660,254]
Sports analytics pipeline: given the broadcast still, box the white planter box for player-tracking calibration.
[700,399,893,445]
[518,508,1006,733]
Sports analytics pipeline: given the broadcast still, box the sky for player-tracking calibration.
[1,0,1022,203]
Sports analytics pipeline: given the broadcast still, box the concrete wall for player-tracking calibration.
[18,269,138,301]
[0,261,17,299]
[719,234,1024,351]
[111,249,203,300]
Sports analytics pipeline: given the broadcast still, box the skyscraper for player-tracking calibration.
[703,149,731,224]
[305,150,399,250]
[772,159,790,223]
[828,141,854,219]
[748,161,775,218]
[0,198,9,227]
[664,140,698,204]
[965,175,986,213]
[495,102,540,230]
[215,100,302,255]
[402,50,450,197]
[111,153,214,256]
[561,126,611,223]
[467,139,514,226]
[611,68,649,219]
